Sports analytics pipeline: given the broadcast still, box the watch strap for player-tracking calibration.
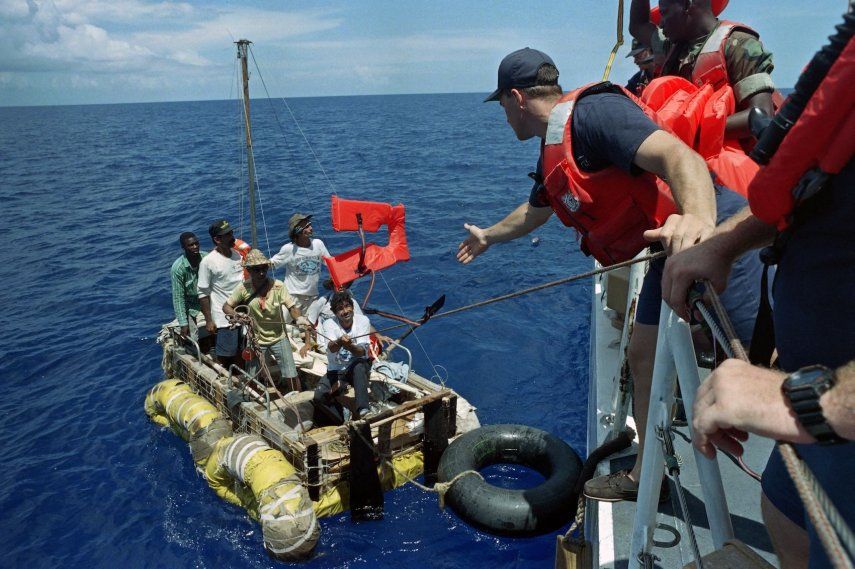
[783,366,846,446]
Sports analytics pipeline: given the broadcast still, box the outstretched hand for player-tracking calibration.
[643,213,715,257]
[456,223,489,264]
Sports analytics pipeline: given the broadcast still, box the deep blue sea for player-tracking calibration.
[0,93,592,568]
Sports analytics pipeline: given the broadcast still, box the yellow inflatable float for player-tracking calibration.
[145,379,426,560]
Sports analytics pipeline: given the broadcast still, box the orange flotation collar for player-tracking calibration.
[748,37,855,230]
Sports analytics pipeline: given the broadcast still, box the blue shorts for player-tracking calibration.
[215,327,240,357]
[636,186,763,343]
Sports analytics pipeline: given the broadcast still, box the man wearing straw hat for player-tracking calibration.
[224,249,312,392]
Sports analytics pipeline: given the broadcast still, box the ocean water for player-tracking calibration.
[0,93,592,568]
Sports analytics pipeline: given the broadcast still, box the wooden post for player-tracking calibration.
[377,422,392,482]
[349,422,384,521]
[422,399,448,487]
[306,440,320,502]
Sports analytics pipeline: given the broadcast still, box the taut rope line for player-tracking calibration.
[361,251,666,339]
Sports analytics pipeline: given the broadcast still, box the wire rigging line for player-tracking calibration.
[434,251,664,321]
[378,271,445,386]
[247,47,320,212]
[358,251,667,339]
[703,285,855,565]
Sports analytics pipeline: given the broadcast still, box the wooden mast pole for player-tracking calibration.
[236,39,258,248]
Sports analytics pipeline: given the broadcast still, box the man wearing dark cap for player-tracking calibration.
[625,39,655,96]
[198,219,245,367]
[170,231,212,351]
[459,48,763,502]
[271,213,331,315]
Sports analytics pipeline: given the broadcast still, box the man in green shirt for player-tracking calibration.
[170,232,211,350]
[224,249,312,392]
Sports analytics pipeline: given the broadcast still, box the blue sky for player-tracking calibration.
[0,0,848,106]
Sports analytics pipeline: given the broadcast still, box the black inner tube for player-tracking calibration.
[438,424,582,536]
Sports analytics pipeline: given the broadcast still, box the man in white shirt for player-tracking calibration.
[312,291,373,424]
[271,213,331,315]
[198,219,245,368]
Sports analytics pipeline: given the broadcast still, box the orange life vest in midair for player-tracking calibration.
[324,196,410,289]
[233,238,251,279]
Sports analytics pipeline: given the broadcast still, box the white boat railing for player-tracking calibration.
[608,259,647,441]
[629,301,735,568]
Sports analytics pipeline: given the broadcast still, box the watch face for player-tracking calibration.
[785,365,832,390]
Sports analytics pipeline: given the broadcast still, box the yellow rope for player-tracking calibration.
[602,0,625,81]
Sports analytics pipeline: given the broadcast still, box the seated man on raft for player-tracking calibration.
[312,291,374,424]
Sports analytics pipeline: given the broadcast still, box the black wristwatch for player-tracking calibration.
[781,365,846,446]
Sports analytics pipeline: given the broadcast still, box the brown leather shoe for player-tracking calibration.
[583,469,670,503]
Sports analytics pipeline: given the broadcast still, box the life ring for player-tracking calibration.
[437,424,582,535]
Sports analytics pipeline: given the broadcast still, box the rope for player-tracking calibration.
[247,47,318,212]
[601,0,625,81]
[703,284,855,567]
[227,311,309,438]
[341,251,664,341]
[562,495,587,542]
[433,251,663,322]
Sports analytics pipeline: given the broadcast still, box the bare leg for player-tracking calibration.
[761,492,809,569]
[583,322,662,501]
[627,323,659,482]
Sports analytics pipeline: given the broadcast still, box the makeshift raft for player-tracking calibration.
[147,323,479,561]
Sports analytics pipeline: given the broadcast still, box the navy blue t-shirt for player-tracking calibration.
[760,159,855,569]
[529,91,659,207]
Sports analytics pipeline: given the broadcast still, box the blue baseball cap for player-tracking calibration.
[484,47,557,102]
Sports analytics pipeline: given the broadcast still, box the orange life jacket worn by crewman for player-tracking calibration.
[748,37,855,230]
[540,81,758,265]
[540,82,678,265]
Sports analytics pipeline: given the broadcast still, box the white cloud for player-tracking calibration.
[53,0,193,23]
[24,23,155,69]
[129,7,344,53]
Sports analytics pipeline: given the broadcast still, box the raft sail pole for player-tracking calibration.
[236,39,259,248]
